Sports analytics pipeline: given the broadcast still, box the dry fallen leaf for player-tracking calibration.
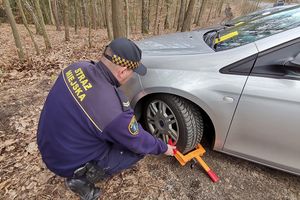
[0,180,10,191]
[0,139,16,150]
[26,142,37,154]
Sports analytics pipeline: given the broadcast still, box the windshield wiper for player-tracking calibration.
[224,22,235,27]
[207,28,225,49]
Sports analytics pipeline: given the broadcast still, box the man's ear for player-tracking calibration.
[116,66,128,80]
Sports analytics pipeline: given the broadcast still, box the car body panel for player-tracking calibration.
[121,6,300,175]
[224,32,300,175]
[137,30,214,56]
[122,42,258,151]
[224,76,300,175]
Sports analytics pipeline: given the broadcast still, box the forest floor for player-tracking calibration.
[1,4,300,199]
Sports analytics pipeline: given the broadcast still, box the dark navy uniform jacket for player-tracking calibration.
[37,61,167,177]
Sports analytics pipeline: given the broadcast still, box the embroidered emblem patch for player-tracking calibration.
[128,116,139,135]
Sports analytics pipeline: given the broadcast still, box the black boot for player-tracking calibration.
[65,178,101,200]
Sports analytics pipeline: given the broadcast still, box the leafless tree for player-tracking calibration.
[142,0,150,34]
[48,0,55,26]
[4,0,25,61]
[104,0,113,40]
[181,0,196,32]
[63,0,70,41]
[17,0,40,55]
[88,0,92,47]
[51,0,61,31]
[111,0,126,39]
[23,1,42,35]
[196,0,207,26]
[33,0,52,49]
[153,0,164,35]
[125,0,130,37]
[177,0,186,31]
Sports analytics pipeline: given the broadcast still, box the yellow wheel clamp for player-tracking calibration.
[168,139,219,183]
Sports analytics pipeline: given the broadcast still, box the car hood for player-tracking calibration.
[136,30,214,56]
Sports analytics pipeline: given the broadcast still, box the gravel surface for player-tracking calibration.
[142,147,300,200]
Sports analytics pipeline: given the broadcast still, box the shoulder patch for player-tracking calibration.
[128,116,139,135]
[123,101,130,108]
[114,87,130,112]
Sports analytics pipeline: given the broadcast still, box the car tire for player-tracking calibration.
[143,94,203,154]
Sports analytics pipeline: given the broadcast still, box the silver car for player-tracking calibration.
[122,5,300,175]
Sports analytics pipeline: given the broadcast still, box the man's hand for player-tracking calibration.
[164,144,177,156]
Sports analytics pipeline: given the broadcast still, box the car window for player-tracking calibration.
[215,6,300,51]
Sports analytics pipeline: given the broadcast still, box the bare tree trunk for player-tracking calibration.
[78,0,83,29]
[17,0,40,55]
[40,0,50,25]
[104,0,113,40]
[177,0,186,31]
[156,0,164,35]
[101,0,107,28]
[24,1,42,35]
[111,0,126,39]
[217,0,224,17]
[206,1,214,22]
[173,0,180,28]
[48,0,55,26]
[81,0,88,27]
[97,0,105,29]
[132,0,138,33]
[194,0,201,24]
[51,0,61,31]
[91,0,96,29]
[181,0,196,32]
[4,0,25,61]
[196,0,206,26]
[34,0,52,49]
[164,0,171,29]
[124,0,129,37]
[241,0,248,15]
[74,0,78,34]
[142,0,149,34]
[153,0,160,34]
[63,0,70,41]
[88,0,92,48]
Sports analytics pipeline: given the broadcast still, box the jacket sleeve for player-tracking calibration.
[101,109,168,155]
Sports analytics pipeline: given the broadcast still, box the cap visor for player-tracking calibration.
[133,63,147,76]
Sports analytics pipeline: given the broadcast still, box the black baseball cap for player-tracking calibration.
[105,38,147,76]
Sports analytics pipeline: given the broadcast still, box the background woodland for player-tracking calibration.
[1,1,300,200]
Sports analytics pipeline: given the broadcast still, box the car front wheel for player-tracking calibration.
[143,94,203,154]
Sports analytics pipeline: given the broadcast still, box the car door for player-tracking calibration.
[223,39,300,175]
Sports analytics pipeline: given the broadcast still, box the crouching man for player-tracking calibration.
[37,38,175,200]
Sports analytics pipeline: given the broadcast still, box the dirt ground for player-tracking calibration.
[1,8,300,200]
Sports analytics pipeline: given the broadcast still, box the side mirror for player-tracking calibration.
[285,53,300,68]
[284,53,300,78]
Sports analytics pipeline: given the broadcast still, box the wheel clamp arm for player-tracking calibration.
[168,139,219,183]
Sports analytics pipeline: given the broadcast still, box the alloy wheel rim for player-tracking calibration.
[146,100,179,143]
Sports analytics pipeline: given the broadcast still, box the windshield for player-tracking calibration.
[225,5,296,26]
[206,6,300,51]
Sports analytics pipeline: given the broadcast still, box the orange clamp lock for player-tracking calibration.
[168,139,219,183]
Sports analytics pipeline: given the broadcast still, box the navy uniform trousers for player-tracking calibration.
[95,147,144,178]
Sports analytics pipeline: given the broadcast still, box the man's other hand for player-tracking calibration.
[164,144,177,156]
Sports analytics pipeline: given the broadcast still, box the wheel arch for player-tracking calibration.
[132,87,216,148]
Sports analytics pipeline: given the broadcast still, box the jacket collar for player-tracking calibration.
[96,61,120,87]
